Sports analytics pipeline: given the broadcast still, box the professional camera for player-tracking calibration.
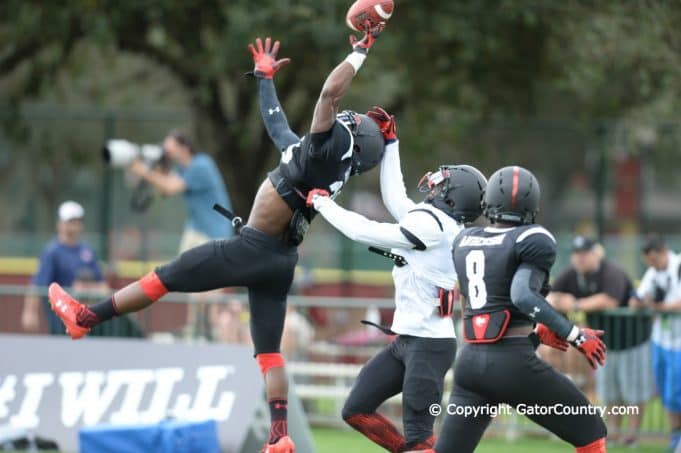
[102,139,169,213]
[102,139,165,168]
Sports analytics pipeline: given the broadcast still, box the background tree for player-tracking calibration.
[1,0,680,228]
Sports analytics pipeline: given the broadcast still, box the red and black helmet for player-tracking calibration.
[418,165,487,223]
[483,165,540,225]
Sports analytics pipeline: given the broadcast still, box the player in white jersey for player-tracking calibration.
[636,234,681,451]
[306,107,487,452]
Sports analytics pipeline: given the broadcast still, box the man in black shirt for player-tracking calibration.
[549,236,652,446]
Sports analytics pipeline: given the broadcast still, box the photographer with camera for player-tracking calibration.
[128,130,233,337]
[127,130,233,248]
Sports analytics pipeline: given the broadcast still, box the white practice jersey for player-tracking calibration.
[637,251,681,350]
[314,141,460,338]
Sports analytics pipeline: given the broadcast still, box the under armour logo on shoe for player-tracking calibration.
[56,299,68,313]
[529,306,541,318]
[269,106,281,115]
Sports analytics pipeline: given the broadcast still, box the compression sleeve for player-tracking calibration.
[258,78,300,152]
[379,141,416,221]
[510,263,575,339]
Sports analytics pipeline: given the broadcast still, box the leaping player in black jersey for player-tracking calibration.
[420,166,608,453]
[47,29,386,453]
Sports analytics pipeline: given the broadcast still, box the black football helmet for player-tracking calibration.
[483,165,540,225]
[418,164,487,223]
[337,110,385,175]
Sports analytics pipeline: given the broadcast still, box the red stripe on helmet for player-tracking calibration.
[511,166,520,207]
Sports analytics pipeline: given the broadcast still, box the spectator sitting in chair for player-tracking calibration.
[548,235,652,447]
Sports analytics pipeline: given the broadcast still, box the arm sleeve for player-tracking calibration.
[32,249,55,286]
[314,197,439,250]
[379,141,416,221]
[510,264,575,339]
[258,78,300,152]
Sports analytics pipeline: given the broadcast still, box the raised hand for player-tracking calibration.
[366,106,397,143]
[349,22,385,54]
[248,37,291,79]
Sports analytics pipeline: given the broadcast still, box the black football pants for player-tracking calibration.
[435,337,607,452]
[155,226,298,354]
[343,335,456,445]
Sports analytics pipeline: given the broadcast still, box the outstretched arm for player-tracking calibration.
[258,79,300,152]
[308,191,440,250]
[365,107,415,221]
[380,141,415,221]
[249,37,299,152]
[310,26,382,134]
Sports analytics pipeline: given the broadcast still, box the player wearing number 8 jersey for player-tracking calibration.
[425,166,608,453]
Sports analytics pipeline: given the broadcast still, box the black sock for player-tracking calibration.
[268,398,288,444]
[78,296,118,328]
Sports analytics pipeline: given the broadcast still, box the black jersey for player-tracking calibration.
[268,120,353,212]
[452,224,557,327]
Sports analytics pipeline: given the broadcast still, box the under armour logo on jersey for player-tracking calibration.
[55,299,68,313]
[268,106,281,115]
[529,306,541,318]
[475,316,488,327]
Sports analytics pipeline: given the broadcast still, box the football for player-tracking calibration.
[346,0,394,32]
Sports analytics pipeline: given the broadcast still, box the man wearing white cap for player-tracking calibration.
[22,201,108,334]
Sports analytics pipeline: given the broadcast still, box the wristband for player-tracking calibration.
[566,325,580,343]
[344,51,367,74]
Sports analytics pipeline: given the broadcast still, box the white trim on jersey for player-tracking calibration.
[484,226,515,233]
[336,119,355,161]
[516,226,556,244]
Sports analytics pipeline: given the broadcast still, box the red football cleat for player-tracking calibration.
[263,436,295,453]
[48,283,90,339]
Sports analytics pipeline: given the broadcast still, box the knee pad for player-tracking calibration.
[139,271,168,301]
[575,437,606,453]
[256,352,285,375]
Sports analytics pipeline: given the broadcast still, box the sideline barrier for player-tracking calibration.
[0,334,316,453]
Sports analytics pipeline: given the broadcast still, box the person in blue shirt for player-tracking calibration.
[22,201,108,334]
[128,130,233,251]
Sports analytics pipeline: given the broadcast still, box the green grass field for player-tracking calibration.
[311,427,667,452]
